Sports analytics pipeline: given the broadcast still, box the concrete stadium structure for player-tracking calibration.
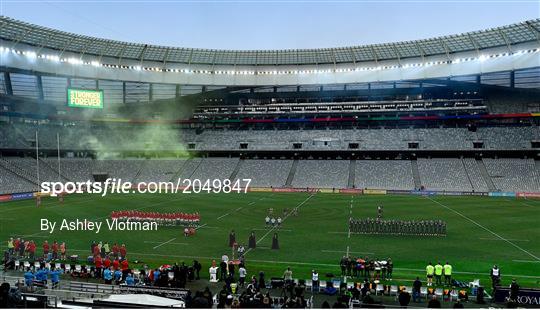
[1,17,540,194]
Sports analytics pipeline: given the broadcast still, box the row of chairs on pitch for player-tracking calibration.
[64,281,189,300]
[353,283,460,301]
[393,286,460,301]
[14,261,143,278]
[212,294,313,308]
[14,261,81,273]
[301,280,461,302]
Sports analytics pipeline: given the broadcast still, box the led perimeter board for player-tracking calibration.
[67,88,104,109]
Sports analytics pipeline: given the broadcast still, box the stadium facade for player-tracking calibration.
[1,16,540,195]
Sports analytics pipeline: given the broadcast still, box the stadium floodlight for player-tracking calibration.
[67,57,82,65]
[134,65,142,71]
[478,55,488,62]
[46,54,59,62]
[91,61,100,67]
[24,51,37,58]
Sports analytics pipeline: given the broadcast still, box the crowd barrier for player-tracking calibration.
[494,287,540,306]
[516,192,540,198]
[488,192,516,197]
[3,187,540,203]
[0,191,38,203]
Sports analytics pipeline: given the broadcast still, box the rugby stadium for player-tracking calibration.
[0,14,540,308]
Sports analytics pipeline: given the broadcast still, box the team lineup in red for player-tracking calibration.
[110,210,201,227]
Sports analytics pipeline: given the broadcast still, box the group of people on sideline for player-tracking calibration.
[426,262,453,286]
[3,237,526,308]
[7,238,66,261]
[339,256,393,281]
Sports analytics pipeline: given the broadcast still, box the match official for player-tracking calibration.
[434,262,443,286]
[443,262,452,286]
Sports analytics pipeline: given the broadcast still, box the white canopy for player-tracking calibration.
[104,294,185,308]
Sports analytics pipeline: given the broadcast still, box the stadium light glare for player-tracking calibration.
[8,41,530,77]
[24,51,37,58]
[67,58,82,65]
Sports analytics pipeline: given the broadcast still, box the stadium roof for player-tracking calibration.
[1,16,539,66]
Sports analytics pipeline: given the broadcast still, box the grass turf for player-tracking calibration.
[0,192,539,288]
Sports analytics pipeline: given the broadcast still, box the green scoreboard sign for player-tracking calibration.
[67,88,104,109]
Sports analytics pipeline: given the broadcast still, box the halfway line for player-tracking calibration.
[153,238,176,249]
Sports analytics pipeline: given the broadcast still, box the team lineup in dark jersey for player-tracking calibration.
[348,205,447,236]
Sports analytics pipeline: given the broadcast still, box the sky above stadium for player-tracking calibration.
[1,0,539,50]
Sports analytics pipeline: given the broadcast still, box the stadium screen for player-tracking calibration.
[67,88,104,109]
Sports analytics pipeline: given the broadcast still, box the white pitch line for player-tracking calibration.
[244,193,315,256]
[144,241,188,246]
[217,213,230,220]
[328,231,348,234]
[426,196,540,262]
[59,249,540,279]
[7,192,190,225]
[322,250,374,255]
[346,195,353,252]
[250,228,293,232]
[480,237,530,242]
[216,200,251,220]
[195,223,208,230]
[507,198,540,208]
[152,238,176,249]
[512,260,540,263]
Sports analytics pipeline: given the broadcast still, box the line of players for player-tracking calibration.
[110,210,200,227]
[263,207,297,228]
[349,218,447,236]
[264,215,282,228]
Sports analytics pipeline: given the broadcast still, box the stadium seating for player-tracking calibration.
[354,160,414,190]
[2,122,539,151]
[93,160,146,182]
[187,158,239,181]
[44,158,94,182]
[291,160,349,189]
[417,158,472,192]
[0,165,37,194]
[135,159,186,183]
[178,158,203,179]
[483,158,540,192]
[1,156,540,194]
[2,157,66,182]
[477,126,539,150]
[461,158,489,192]
[234,159,293,187]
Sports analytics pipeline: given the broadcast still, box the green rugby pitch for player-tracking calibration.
[1,192,539,288]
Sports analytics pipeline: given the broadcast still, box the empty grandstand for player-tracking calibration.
[0,10,540,309]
